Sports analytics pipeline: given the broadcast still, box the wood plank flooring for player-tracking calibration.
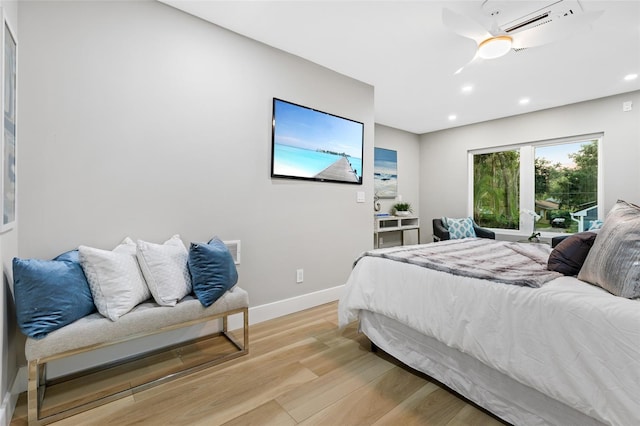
[11,301,506,425]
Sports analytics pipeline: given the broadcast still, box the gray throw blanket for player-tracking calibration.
[358,238,562,288]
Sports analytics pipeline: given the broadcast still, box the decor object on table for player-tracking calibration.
[392,202,412,217]
[528,232,541,242]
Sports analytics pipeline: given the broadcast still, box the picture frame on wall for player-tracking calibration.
[374,147,397,198]
[1,16,16,232]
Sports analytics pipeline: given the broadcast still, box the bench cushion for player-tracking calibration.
[25,286,248,361]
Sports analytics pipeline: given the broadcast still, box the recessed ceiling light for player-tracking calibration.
[519,97,530,105]
[624,73,638,81]
[448,114,457,121]
[461,85,473,93]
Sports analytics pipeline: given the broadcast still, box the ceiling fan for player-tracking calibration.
[443,1,604,74]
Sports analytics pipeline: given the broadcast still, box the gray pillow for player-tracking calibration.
[578,200,640,298]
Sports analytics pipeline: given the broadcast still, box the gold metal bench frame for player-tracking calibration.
[27,306,249,425]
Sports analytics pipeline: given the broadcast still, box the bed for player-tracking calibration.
[338,237,640,426]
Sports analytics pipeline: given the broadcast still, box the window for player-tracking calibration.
[470,135,602,236]
[473,150,520,230]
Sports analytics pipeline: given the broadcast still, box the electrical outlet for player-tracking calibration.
[296,269,304,283]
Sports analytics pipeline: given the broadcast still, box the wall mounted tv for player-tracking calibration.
[271,98,364,185]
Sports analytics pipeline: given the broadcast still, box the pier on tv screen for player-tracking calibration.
[271,98,364,185]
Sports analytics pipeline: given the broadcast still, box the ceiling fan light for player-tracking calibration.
[478,36,512,59]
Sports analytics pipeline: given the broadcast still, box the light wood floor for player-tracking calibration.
[11,301,506,425]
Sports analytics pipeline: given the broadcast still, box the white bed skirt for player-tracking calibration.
[359,310,605,426]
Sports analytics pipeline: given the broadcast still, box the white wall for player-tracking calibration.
[419,90,640,239]
[374,124,421,246]
[12,0,374,395]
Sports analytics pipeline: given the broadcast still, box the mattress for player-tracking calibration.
[338,254,640,426]
[359,310,604,426]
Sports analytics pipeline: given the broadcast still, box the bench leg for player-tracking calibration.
[243,307,249,352]
[28,359,45,425]
[222,307,249,354]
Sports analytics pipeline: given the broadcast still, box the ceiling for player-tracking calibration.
[160,1,640,134]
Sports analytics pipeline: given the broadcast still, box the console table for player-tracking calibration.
[374,216,420,248]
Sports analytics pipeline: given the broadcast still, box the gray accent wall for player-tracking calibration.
[8,0,374,392]
[17,0,374,299]
[373,124,421,246]
[419,91,640,239]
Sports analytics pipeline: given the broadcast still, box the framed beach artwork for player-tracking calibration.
[1,17,16,232]
[374,147,397,198]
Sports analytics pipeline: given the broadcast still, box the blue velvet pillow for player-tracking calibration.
[188,238,238,307]
[13,251,96,339]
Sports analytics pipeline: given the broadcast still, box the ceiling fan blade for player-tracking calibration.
[511,10,604,49]
[442,7,492,42]
[454,52,480,75]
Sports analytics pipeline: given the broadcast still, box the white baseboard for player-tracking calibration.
[9,285,345,401]
[1,366,25,426]
[228,284,344,329]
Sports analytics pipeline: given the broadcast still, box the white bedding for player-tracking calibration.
[338,252,640,426]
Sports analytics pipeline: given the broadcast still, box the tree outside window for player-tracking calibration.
[534,140,598,234]
[472,136,600,235]
[473,150,520,229]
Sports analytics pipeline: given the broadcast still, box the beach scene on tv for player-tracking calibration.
[272,99,363,183]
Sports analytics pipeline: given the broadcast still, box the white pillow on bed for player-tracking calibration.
[136,235,192,307]
[79,238,151,321]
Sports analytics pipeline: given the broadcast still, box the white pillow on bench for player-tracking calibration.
[79,238,151,321]
[136,235,192,306]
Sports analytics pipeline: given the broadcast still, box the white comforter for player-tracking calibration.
[339,252,640,426]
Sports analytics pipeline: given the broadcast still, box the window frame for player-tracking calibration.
[468,133,604,238]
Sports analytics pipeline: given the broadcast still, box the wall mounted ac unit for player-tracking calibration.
[482,0,584,34]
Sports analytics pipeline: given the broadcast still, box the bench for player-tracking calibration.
[25,287,249,425]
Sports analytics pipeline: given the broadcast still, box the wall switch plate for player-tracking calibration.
[623,101,633,112]
[357,191,365,203]
[296,269,304,283]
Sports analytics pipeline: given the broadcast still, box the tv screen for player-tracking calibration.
[271,98,364,185]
